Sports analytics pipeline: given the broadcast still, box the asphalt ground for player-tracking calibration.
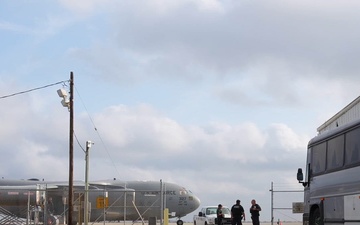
[85,222,302,225]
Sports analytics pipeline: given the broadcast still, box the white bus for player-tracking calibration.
[297,118,360,225]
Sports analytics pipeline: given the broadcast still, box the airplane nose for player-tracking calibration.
[191,194,201,211]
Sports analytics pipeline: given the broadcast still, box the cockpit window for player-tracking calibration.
[179,188,188,195]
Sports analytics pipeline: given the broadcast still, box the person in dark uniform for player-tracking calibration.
[216,204,224,225]
[250,199,261,225]
[231,200,245,225]
[47,197,54,215]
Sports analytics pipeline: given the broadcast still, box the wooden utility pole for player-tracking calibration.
[68,72,74,225]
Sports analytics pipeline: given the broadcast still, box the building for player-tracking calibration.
[317,96,360,134]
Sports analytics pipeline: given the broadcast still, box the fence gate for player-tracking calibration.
[269,182,303,225]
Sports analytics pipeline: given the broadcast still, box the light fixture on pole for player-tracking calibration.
[84,140,92,225]
[57,89,70,109]
[57,72,74,225]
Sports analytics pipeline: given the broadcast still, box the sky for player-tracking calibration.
[1,0,360,222]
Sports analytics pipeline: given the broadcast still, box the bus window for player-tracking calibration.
[327,135,344,170]
[312,142,326,174]
[345,127,360,165]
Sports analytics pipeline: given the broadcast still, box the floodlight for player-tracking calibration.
[86,141,93,148]
[61,99,70,108]
[57,89,68,98]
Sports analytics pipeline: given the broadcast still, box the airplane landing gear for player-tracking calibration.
[46,215,59,225]
[177,219,184,225]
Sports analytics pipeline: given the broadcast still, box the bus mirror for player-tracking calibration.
[297,168,303,181]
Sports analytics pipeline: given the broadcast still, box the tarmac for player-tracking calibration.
[85,222,302,225]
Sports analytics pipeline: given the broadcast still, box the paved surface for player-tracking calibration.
[84,222,302,225]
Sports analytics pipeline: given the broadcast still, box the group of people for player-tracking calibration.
[216,199,261,225]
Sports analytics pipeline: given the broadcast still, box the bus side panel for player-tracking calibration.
[323,196,344,221]
[303,187,310,225]
[344,194,360,223]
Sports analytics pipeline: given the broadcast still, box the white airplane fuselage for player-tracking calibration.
[0,179,200,224]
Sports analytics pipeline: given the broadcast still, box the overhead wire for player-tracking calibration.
[74,131,86,153]
[0,80,69,99]
[74,86,122,177]
[0,79,121,177]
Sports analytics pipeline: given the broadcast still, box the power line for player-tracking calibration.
[1,79,121,177]
[74,131,86,153]
[74,86,122,177]
[0,80,69,99]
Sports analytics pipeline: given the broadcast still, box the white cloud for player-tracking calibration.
[267,123,309,151]
[59,0,111,16]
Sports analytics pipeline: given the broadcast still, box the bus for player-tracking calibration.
[296,118,360,225]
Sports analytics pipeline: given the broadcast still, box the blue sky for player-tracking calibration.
[1,0,360,222]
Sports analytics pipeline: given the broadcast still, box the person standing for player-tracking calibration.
[47,197,55,215]
[231,200,245,225]
[250,199,261,225]
[216,204,224,225]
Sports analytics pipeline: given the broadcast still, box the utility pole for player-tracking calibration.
[160,179,163,225]
[270,182,274,225]
[68,72,74,225]
[57,72,75,225]
[84,141,92,225]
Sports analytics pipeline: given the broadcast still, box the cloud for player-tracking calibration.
[61,0,360,102]
[59,0,111,16]
[0,89,307,178]
[73,104,308,181]
[266,123,309,152]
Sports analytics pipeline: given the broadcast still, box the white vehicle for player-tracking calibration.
[193,206,232,225]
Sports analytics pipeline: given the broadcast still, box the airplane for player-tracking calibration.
[0,178,201,225]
